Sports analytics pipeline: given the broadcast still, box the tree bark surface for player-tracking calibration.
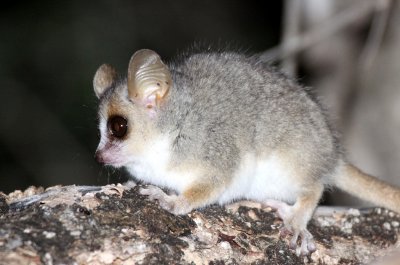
[0,183,399,265]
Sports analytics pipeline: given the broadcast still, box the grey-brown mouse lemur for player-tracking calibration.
[93,49,400,256]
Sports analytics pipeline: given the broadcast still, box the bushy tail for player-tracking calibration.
[334,163,400,213]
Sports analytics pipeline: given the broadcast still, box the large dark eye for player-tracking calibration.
[107,116,128,139]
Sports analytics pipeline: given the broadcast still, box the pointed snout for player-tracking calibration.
[94,150,105,165]
[94,144,126,167]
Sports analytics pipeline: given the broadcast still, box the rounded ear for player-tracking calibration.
[127,49,172,108]
[93,64,117,99]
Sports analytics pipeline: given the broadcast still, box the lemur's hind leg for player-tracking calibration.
[264,183,323,256]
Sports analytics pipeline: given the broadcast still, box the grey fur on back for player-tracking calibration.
[157,52,341,182]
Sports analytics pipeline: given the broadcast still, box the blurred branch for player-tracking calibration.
[281,0,302,77]
[259,0,378,62]
[358,0,392,72]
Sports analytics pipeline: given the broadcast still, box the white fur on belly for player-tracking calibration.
[217,153,300,205]
[126,135,300,205]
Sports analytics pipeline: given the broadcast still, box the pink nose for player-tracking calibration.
[94,150,105,165]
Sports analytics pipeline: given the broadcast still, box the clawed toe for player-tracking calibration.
[139,185,191,215]
[280,227,316,256]
[139,186,172,209]
[289,231,299,250]
[302,238,316,255]
[279,226,292,238]
[139,185,164,199]
[264,195,320,255]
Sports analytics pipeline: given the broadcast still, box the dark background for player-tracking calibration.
[0,1,283,193]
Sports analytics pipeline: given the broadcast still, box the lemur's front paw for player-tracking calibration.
[139,185,174,210]
[139,185,192,215]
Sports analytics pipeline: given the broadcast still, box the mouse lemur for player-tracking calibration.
[93,49,400,255]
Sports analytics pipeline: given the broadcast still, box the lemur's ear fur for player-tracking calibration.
[93,64,117,99]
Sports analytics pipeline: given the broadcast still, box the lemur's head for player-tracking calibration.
[93,49,172,167]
